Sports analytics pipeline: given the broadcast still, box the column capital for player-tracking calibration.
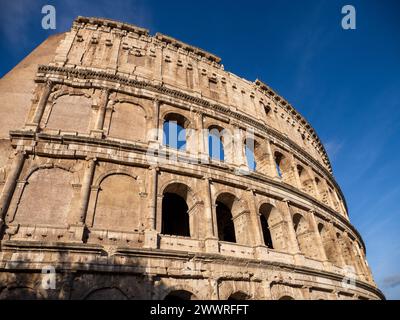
[153,97,161,104]
[45,79,53,88]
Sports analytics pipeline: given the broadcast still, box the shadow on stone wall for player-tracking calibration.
[0,245,177,300]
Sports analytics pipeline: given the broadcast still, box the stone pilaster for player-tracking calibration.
[78,158,96,224]
[204,177,219,253]
[0,151,25,229]
[92,89,110,138]
[29,81,53,129]
[282,199,301,255]
[266,139,280,179]
[308,210,328,262]
[248,190,264,246]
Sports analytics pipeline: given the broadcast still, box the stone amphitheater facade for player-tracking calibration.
[0,16,383,300]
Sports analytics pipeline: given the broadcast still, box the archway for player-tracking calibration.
[293,213,314,258]
[259,203,287,251]
[297,165,316,197]
[163,113,189,151]
[216,201,236,242]
[274,151,293,184]
[228,291,251,300]
[279,295,295,300]
[164,290,196,301]
[161,183,192,237]
[208,125,225,161]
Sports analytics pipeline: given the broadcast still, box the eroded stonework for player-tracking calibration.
[0,16,383,300]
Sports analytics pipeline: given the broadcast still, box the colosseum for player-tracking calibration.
[0,16,384,300]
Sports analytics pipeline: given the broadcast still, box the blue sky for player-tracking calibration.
[1,0,399,299]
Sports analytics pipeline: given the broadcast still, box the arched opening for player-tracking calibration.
[228,291,251,300]
[259,204,276,249]
[315,177,323,200]
[244,138,270,175]
[279,295,294,300]
[162,193,190,236]
[216,202,236,243]
[85,287,128,300]
[259,203,287,251]
[260,214,273,248]
[318,223,338,265]
[297,165,316,197]
[208,125,225,161]
[216,193,237,243]
[274,151,292,183]
[161,183,192,237]
[293,213,314,258]
[164,290,195,301]
[163,113,189,151]
[274,151,284,177]
[336,232,357,271]
[244,138,256,171]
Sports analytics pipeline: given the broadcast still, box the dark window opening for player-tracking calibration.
[260,214,273,249]
[228,292,250,300]
[161,193,190,237]
[164,290,193,301]
[274,152,284,178]
[216,201,236,243]
[264,105,271,116]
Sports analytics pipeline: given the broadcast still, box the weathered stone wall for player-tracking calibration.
[0,16,383,300]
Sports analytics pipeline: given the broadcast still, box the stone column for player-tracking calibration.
[194,111,208,162]
[204,177,219,253]
[209,278,219,300]
[149,98,161,144]
[290,155,302,190]
[144,166,159,249]
[282,199,301,255]
[355,244,373,282]
[233,126,248,173]
[248,190,264,246]
[0,151,25,228]
[266,139,280,179]
[310,172,321,200]
[262,280,273,299]
[31,81,53,127]
[323,180,335,208]
[308,210,328,262]
[92,89,110,137]
[148,167,159,230]
[327,221,346,266]
[332,189,346,216]
[78,158,96,224]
